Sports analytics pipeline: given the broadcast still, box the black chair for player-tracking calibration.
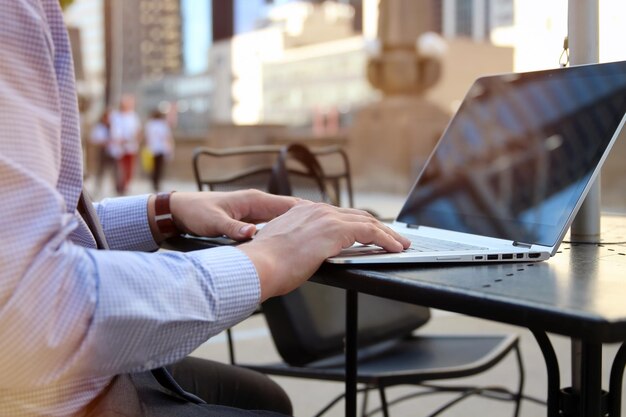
[234,143,525,417]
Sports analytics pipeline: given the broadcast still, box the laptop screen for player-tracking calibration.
[397,61,626,247]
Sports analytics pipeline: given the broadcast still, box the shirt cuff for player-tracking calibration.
[94,195,159,251]
[186,246,261,329]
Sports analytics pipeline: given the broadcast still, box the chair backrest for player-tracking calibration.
[268,143,336,205]
[312,145,354,208]
[192,145,353,207]
[263,143,431,366]
[192,146,280,192]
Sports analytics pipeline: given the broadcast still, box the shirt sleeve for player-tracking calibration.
[0,0,261,389]
[79,245,261,377]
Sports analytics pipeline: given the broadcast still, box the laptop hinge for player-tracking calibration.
[407,224,420,229]
[513,241,532,248]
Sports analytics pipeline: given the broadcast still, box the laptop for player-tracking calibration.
[327,60,626,264]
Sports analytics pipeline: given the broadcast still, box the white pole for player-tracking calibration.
[568,0,601,243]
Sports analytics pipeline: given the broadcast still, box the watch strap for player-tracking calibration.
[155,192,179,236]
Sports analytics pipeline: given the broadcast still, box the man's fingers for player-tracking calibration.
[220,218,257,241]
[335,211,411,249]
[342,221,405,253]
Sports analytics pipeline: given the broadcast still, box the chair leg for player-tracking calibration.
[378,385,390,417]
[313,392,346,417]
[513,343,526,417]
[361,385,370,417]
[313,386,372,417]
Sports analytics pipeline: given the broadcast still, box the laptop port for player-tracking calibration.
[502,254,513,260]
[516,253,524,259]
[474,255,484,260]
[528,253,541,259]
[487,254,498,260]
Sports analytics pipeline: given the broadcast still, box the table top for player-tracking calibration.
[313,215,626,343]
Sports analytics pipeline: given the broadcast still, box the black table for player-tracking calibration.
[312,215,626,417]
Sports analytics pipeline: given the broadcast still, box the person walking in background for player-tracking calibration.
[110,95,142,195]
[89,111,113,190]
[144,109,174,192]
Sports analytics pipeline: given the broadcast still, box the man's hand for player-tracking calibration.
[149,190,299,243]
[238,201,410,301]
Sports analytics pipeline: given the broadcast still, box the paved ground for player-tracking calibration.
[84,172,626,417]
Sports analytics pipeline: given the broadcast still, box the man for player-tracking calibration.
[0,1,409,416]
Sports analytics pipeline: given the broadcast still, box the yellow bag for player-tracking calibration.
[141,147,154,174]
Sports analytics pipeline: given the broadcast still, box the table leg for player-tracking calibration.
[346,289,358,417]
[576,341,603,416]
[534,333,606,417]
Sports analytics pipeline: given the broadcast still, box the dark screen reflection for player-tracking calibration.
[397,61,626,247]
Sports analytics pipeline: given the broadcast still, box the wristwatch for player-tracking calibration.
[155,191,179,235]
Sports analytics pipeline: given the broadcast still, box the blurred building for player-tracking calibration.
[140,73,214,137]
[104,0,183,105]
[63,0,106,116]
[262,36,378,128]
[442,0,514,41]
[137,1,369,135]
[211,0,362,127]
[136,0,521,134]
[116,0,522,137]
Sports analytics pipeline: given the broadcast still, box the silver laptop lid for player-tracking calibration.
[396,61,626,249]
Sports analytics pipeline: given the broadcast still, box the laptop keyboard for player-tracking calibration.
[405,235,488,252]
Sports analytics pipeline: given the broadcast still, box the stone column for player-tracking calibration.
[349,0,450,193]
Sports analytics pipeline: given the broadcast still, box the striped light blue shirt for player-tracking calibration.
[0,1,261,415]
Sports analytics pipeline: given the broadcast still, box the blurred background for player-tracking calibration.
[63,0,625,210]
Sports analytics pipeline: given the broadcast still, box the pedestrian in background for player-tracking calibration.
[144,109,175,192]
[110,94,142,195]
[88,110,113,193]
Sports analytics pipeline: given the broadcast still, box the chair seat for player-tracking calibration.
[241,333,518,385]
